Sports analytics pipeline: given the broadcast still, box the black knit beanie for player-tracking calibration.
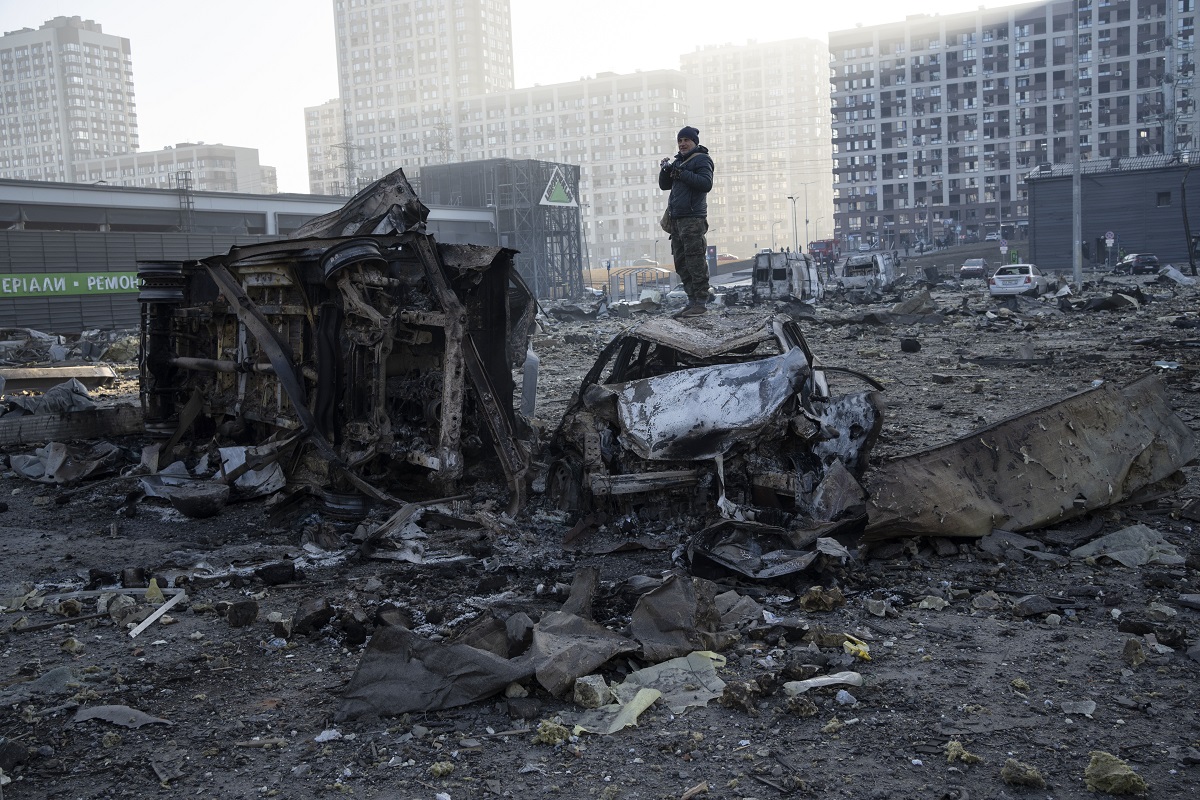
[677,126,700,145]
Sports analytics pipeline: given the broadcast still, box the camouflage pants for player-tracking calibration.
[670,216,710,302]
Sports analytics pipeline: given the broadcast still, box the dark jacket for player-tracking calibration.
[659,145,714,218]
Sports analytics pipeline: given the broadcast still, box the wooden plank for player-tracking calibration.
[0,404,142,447]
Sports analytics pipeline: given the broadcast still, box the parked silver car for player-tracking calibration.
[988,263,1050,296]
[959,258,989,280]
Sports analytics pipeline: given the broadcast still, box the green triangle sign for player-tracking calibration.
[547,181,571,203]
[540,166,577,206]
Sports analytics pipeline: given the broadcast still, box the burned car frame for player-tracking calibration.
[545,315,885,527]
[138,171,537,515]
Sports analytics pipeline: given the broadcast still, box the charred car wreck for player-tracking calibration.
[138,171,537,515]
[546,315,886,535]
[132,170,1195,549]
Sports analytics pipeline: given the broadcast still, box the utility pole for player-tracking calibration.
[786,196,799,253]
[803,183,810,251]
[174,170,194,233]
[791,183,815,254]
[1071,8,1083,287]
[330,141,363,196]
[431,115,455,164]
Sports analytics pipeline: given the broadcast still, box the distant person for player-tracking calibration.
[659,126,714,318]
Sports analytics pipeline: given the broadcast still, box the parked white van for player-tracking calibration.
[838,251,897,290]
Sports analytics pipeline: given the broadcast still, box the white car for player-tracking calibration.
[984,232,1001,241]
[988,263,1050,296]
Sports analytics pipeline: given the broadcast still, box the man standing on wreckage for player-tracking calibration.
[659,126,714,318]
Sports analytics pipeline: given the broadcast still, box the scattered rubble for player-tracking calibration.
[0,178,1196,798]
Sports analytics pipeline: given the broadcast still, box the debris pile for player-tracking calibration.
[0,175,1196,798]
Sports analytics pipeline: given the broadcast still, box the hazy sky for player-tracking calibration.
[0,1,1025,192]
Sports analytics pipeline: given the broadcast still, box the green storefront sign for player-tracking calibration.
[0,272,139,298]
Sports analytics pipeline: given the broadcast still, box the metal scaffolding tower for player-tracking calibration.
[174,170,194,233]
[419,159,584,299]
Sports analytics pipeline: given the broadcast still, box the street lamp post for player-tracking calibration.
[771,220,782,251]
[803,183,810,252]
[653,239,659,266]
[791,183,815,255]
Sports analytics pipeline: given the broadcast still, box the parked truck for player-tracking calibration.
[808,239,838,266]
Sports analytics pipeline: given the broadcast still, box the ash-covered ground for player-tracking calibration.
[1,267,1198,800]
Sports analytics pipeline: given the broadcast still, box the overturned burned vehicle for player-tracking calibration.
[138,171,537,514]
[545,315,885,533]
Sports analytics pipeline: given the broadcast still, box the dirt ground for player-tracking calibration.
[1,260,1199,800]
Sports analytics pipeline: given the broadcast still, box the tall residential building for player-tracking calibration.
[0,16,138,182]
[681,38,835,257]
[829,0,1197,250]
[450,71,702,268]
[305,98,348,194]
[311,64,700,267]
[321,2,834,265]
[332,0,515,185]
[74,142,277,194]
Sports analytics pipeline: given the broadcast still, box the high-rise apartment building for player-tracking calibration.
[332,0,515,184]
[305,98,348,194]
[322,1,835,266]
[0,16,138,183]
[681,38,835,257]
[454,71,702,268]
[74,142,277,194]
[324,0,705,265]
[829,0,1196,250]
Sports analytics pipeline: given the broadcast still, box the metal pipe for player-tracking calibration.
[170,356,273,374]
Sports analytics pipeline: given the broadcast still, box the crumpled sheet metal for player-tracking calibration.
[289,169,430,239]
[10,441,122,484]
[625,317,780,360]
[688,520,855,582]
[688,521,819,580]
[611,348,809,461]
[865,375,1197,539]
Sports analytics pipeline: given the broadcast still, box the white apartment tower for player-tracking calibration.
[74,142,278,194]
[0,16,138,183]
[458,70,702,267]
[305,98,348,194]
[681,39,836,257]
[332,0,515,185]
[828,0,1197,250]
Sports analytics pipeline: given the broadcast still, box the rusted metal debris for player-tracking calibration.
[865,375,1198,539]
[138,169,536,515]
[546,315,885,529]
[128,167,1196,545]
